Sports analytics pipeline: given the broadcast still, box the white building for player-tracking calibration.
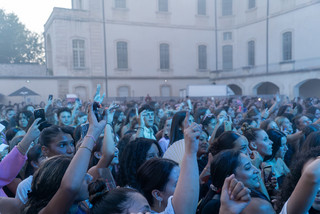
[210,0,320,98]
[44,0,215,99]
[1,0,320,104]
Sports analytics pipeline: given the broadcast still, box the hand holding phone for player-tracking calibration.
[34,109,46,124]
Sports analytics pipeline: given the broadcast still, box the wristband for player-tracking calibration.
[79,146,92,153]
[85,135,96,143]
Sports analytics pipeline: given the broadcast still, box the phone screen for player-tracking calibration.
[263,166,273,183]
[34,109,46,124]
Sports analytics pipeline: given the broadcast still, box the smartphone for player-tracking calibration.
[93,102,102,122]
[34,109,46,124]
[224,121,232,131]
[80,123,89,139]
[48,94,53,100]
[263,166,273,183]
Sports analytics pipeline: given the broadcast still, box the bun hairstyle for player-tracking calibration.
[241,122,261,142]
[89,179,109,206]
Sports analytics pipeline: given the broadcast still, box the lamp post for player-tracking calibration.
[102,0,108,98]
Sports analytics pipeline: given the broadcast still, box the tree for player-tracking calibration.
[0,9,44,64]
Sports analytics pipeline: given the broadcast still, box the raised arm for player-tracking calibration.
[88,103,117,179]
[286,158,320,214]
[172,112,201,214]
[39,104,107,214]
[0,119,40,191]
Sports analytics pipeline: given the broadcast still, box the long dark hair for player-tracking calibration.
[137,158,178,207]
[276,147,320,213]
[23,156,71,214]
[265,129,286,161]
[24,144,42,178]
[169,111,186,145]
[300,131,320,154]
[198,149,241,213]
[118,138,162,188]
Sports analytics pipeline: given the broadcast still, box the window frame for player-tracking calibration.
[159,43,170,70]
[282,31,292,61]
[198,45,207,70]
[116,41,128,69]
[158,0,169,12]
[248,40,255,66]
[222,45,233,70]
[222,0,233,16]
[197,0,206,15]
[115,0,126,9]
[72,39,86,69]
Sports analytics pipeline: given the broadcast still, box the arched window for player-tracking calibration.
[72,39,85,68]
[222,45,233,70]
[117,41,128,69]
[160,43,170,70]
[198,45,207,70]
[248,40,255,66]
[282,32,292,61]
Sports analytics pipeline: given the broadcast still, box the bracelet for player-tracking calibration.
[79,146,92,153]
[85,135,96,143]
[106,123,113,127]
[138,126,145,129]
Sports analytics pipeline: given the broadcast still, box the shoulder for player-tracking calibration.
[242,197,276,214]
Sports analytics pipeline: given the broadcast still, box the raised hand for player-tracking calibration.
[183,111,202,155]
[93,84,106,104]
[138,110,146,128]
[87,103,107,138]
[219,174,251,214]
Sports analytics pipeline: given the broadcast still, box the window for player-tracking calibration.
[117,41,128,69]
[282,32,292,61]
[118,86,130,97]
[248,40,255,66]
[248,0,256,9]
[198,45,207,70]
[198,0,206,15]
[72,39,85,68]
[160,43,170,69]
[223,32,232,41]
[222,45,233,70]
[115,0,126,8]
[222,0,233,16]
[158,0,168,12]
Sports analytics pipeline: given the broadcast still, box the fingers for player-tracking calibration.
[87,103,97,124]
[183,111,190,129]
[222,174,234,194]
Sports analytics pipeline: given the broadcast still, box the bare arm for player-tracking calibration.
[286,158,320,214]
[39,104,107,214]
[172,112,201,214]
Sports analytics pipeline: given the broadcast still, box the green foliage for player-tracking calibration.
[0,9,44,64]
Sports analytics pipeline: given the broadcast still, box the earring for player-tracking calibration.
[158,199,162,208]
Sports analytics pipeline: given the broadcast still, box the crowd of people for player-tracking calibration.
[1,85,320,214]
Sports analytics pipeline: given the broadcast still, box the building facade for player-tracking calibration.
[1,0,320,104]
[43,0,215,99]
[210,0,320,98]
